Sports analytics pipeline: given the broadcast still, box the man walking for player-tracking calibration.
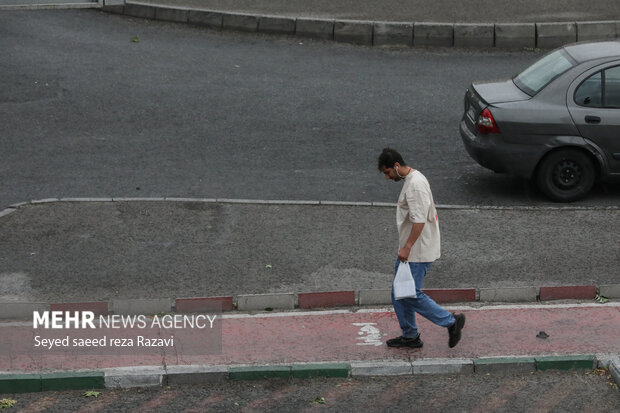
[378,148,465,349]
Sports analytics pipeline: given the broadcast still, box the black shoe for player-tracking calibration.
[386,335,423,348]
[448,313,465,348]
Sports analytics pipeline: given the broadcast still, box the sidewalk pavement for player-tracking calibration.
[119,0,620,23]
[2,1,618,48]
[100,0,620,49]
[1,303,619,391]
[0,199,619,392]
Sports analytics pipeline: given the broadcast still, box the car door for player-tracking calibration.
[567,61,620,174]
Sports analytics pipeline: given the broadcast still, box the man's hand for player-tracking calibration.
[398,245,412,262]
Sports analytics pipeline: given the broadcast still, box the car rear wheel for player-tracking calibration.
[536,149,595,202]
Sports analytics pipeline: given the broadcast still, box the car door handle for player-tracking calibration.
[585,115,601,124]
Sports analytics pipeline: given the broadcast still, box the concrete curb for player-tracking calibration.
[1,284,618,320]
[0,303,48,320]
[229,363,350,380]
[0,1,102,11]
[0,371,105,394]
[176,296,234,312]
[495,23,536,49]
[413,358,474,374]
[1,355,614,393]
[474,357,537,374]
[166,365,228,385]
[7,196,620,211]
[479,286,538,302]
[236,293,296,311]
[104,366,165,389]
[537,22,577,49]
[100,1,620,49]
[0,207,17,218]
[351,361,413,376]
[608,358,620,386]
[595,355,620,388]
[535,355,596,371]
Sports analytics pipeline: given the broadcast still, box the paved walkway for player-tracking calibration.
[3,0,617,23]
[1,303,619,372]
[101,1,620,50]
[1,0,618,22]
[136,0,620,23]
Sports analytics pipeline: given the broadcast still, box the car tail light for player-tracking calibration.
[477,108,500,134]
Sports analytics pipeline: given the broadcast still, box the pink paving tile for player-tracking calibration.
[1,304,618,372]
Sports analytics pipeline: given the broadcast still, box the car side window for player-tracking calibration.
[605,66,620,108]
[575,72,602,107]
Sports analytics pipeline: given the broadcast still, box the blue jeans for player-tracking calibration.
[391,260,455,339]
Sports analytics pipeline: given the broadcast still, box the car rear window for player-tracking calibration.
[513,49,576,96]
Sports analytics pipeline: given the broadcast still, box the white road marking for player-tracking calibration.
[352,323,383,346]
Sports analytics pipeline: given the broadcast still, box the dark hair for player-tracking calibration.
[377,148,406,171]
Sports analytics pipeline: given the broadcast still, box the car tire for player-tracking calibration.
[536,149,596,202]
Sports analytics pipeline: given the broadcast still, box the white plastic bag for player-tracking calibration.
[393,261,417,300]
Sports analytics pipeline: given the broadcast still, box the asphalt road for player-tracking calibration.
[4,371,619,412]
[2,9,620,210]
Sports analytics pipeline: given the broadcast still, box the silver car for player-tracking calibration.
[460,40,620,202]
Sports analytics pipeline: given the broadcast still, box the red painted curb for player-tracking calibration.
[539,285,597,301]
[50,301,109,316]
[423,289,476,303]
[298,291,355,309]
[175,297,234,312]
